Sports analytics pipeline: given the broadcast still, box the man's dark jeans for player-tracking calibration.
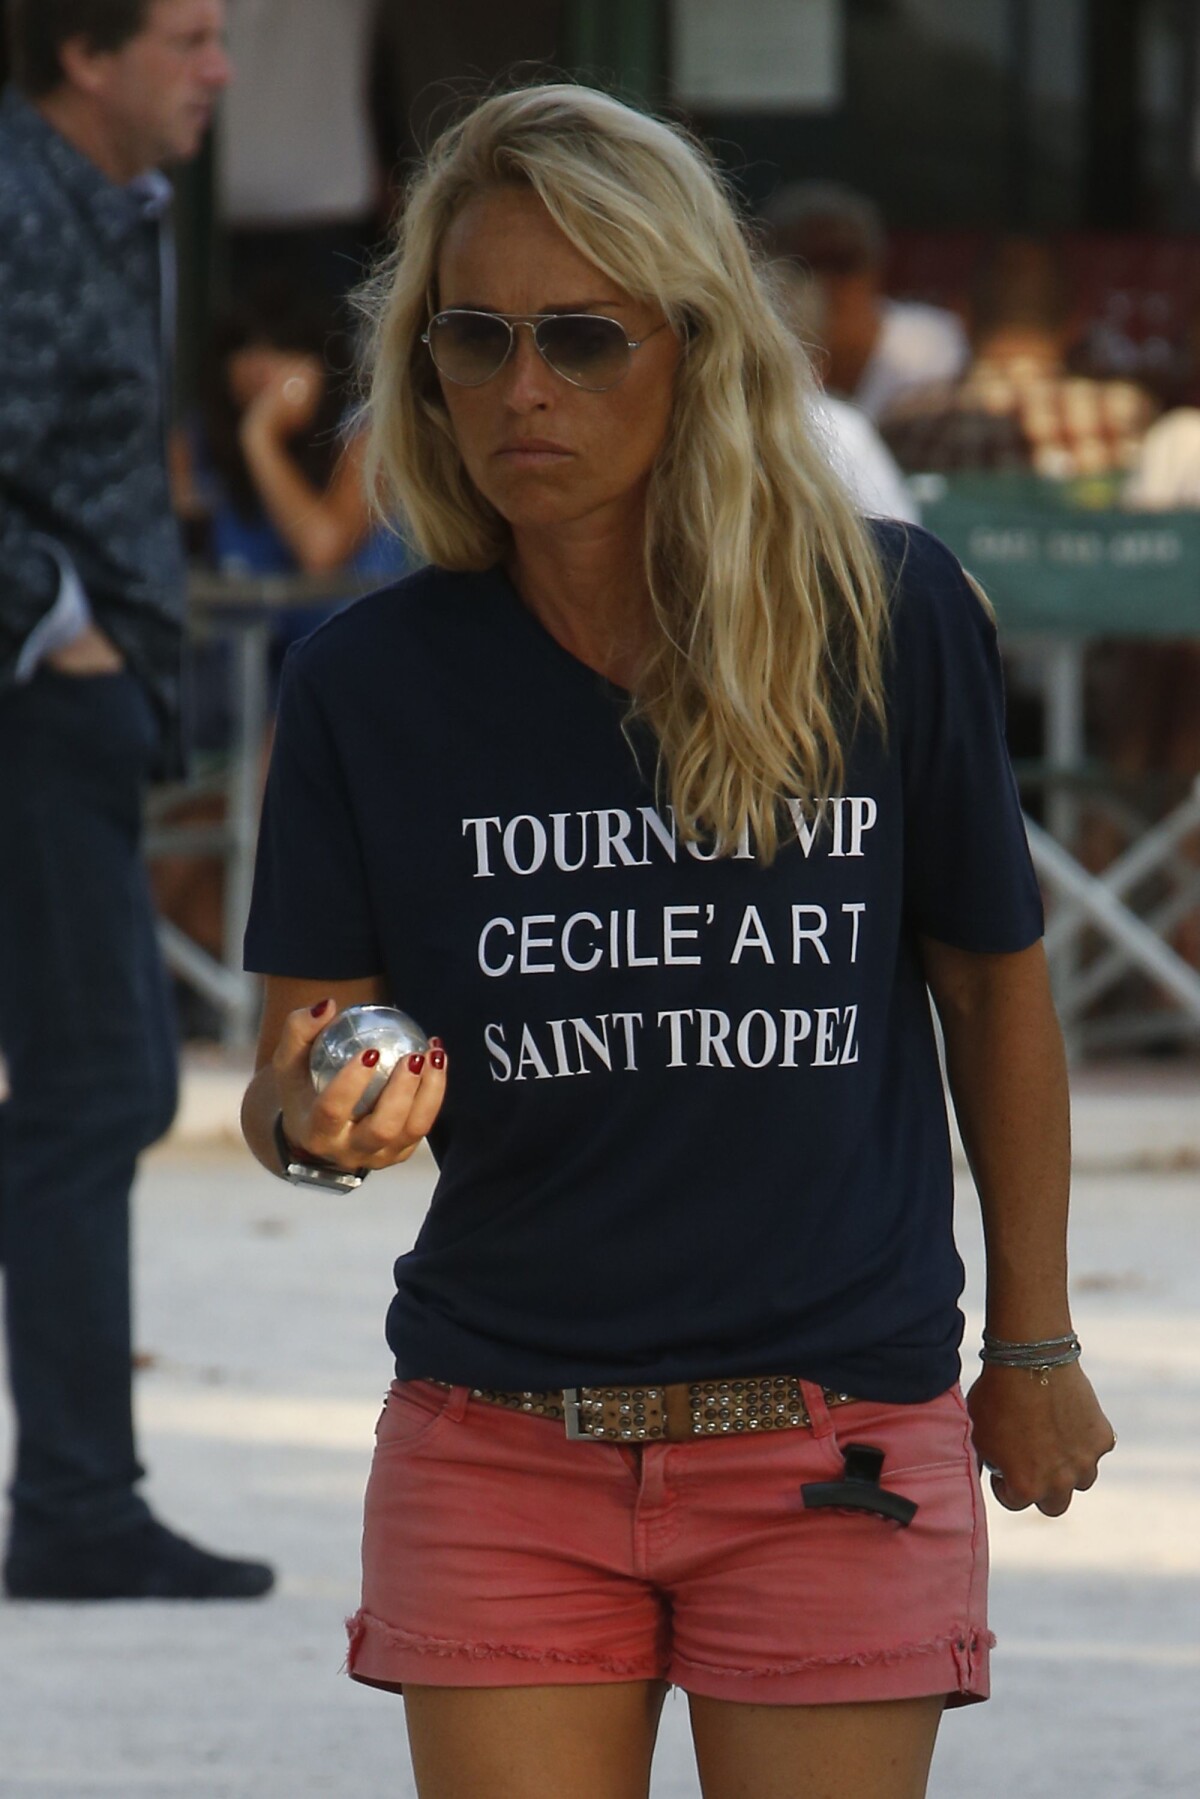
[0,668,178,1544]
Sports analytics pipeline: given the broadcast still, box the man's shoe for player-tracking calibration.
[3,1518,275,1601]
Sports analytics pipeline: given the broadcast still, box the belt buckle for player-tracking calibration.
[562,1388,603,1441]
[563,1386,668,1442]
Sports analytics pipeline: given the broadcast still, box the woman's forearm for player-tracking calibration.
[239,421,359,574]
[923,939,1074,1341]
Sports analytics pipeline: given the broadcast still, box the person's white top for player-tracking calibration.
[1124,408,1200,509]
[854,300,970,423]
[809,394,921,524]
[217,0,380,227]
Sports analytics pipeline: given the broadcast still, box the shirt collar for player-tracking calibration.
[128,170,174,223]
[0,86,172,244]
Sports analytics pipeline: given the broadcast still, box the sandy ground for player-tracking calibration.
[1,1119,1198,1797]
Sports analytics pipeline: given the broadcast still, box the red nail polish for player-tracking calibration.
[362,1048,381,1067]
[310,999,331,1017]
[408,1053,425,1075]
[429,1036,444,1049]
[430,1050,446,1070]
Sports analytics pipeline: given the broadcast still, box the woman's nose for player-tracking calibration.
[502,324,557,409]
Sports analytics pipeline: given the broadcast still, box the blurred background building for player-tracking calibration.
[6,1,1200,400]
[190,0,1200,402]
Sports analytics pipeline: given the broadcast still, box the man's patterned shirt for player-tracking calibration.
[0,87,186,728]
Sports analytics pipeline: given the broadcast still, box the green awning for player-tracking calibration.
[920,475,1200,637]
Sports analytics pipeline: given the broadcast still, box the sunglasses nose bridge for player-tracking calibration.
[503,317,559,390]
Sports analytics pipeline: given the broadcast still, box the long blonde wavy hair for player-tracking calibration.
[360,83,891,861]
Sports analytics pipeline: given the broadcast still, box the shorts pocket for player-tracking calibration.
[825,1385,971,1480]
[373,1380,459,1454]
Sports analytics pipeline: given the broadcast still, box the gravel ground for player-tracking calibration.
[1,1134,1197,1798]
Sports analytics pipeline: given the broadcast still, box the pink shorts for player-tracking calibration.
[347,1377,991,1707]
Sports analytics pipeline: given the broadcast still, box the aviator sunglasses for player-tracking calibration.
[422,309,669,392]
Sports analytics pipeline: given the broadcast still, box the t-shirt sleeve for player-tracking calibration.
[243,643,383,978]
[889,526,1044,952]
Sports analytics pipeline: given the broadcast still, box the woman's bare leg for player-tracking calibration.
[688,1693,945,1799]
[403,1680,670,1799]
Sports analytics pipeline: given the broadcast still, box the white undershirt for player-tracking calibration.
[809,395,921,524]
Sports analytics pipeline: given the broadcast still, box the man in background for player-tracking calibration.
[763,179,969,422]
[768,250,920,524]
[0,0,272,1600]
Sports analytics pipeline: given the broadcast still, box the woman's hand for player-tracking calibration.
[274,999,447,1173]
[966,1360,1116,1516]
[241,353,325,443]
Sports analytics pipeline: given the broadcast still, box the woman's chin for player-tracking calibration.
[486,489,603,534]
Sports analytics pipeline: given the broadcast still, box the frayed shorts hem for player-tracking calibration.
[345,1609,992,1707]
[669,1631,992,1708]
[345,1608,664,1692]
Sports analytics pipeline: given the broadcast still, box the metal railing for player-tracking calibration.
[146,569,367,1046]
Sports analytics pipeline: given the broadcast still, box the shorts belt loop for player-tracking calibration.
[445,1385,471,1423]
[800,1380,834,1439]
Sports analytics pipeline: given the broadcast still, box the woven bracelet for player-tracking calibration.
[982,1332,1079,1354]
[979,1332,1082,1380]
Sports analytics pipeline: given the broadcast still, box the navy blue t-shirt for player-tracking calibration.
[244,522,1043,1402]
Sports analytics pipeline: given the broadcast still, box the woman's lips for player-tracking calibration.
[495,440,574,463]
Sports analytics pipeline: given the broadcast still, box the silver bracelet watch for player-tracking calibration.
[272,1112,368,1193]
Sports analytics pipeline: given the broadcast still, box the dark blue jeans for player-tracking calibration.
[0,668,178,1542]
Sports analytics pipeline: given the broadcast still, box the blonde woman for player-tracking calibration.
[240,85,1114,1799]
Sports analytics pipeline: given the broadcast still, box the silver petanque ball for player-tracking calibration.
[310,1005,430,1118]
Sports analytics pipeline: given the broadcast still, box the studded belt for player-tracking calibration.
[429,1376,859,1443]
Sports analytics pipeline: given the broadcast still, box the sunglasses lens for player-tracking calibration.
[427,312,512,385]
[537,315,630,389]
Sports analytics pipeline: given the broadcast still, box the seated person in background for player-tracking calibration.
[176,283,408,739]
[761,180,968,421]
[192,285,408,599]
[880,238,1157,480]
[157,291,408,1019]
[179,283,410,717]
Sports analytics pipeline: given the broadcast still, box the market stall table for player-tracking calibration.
[922,475,1200,1049]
